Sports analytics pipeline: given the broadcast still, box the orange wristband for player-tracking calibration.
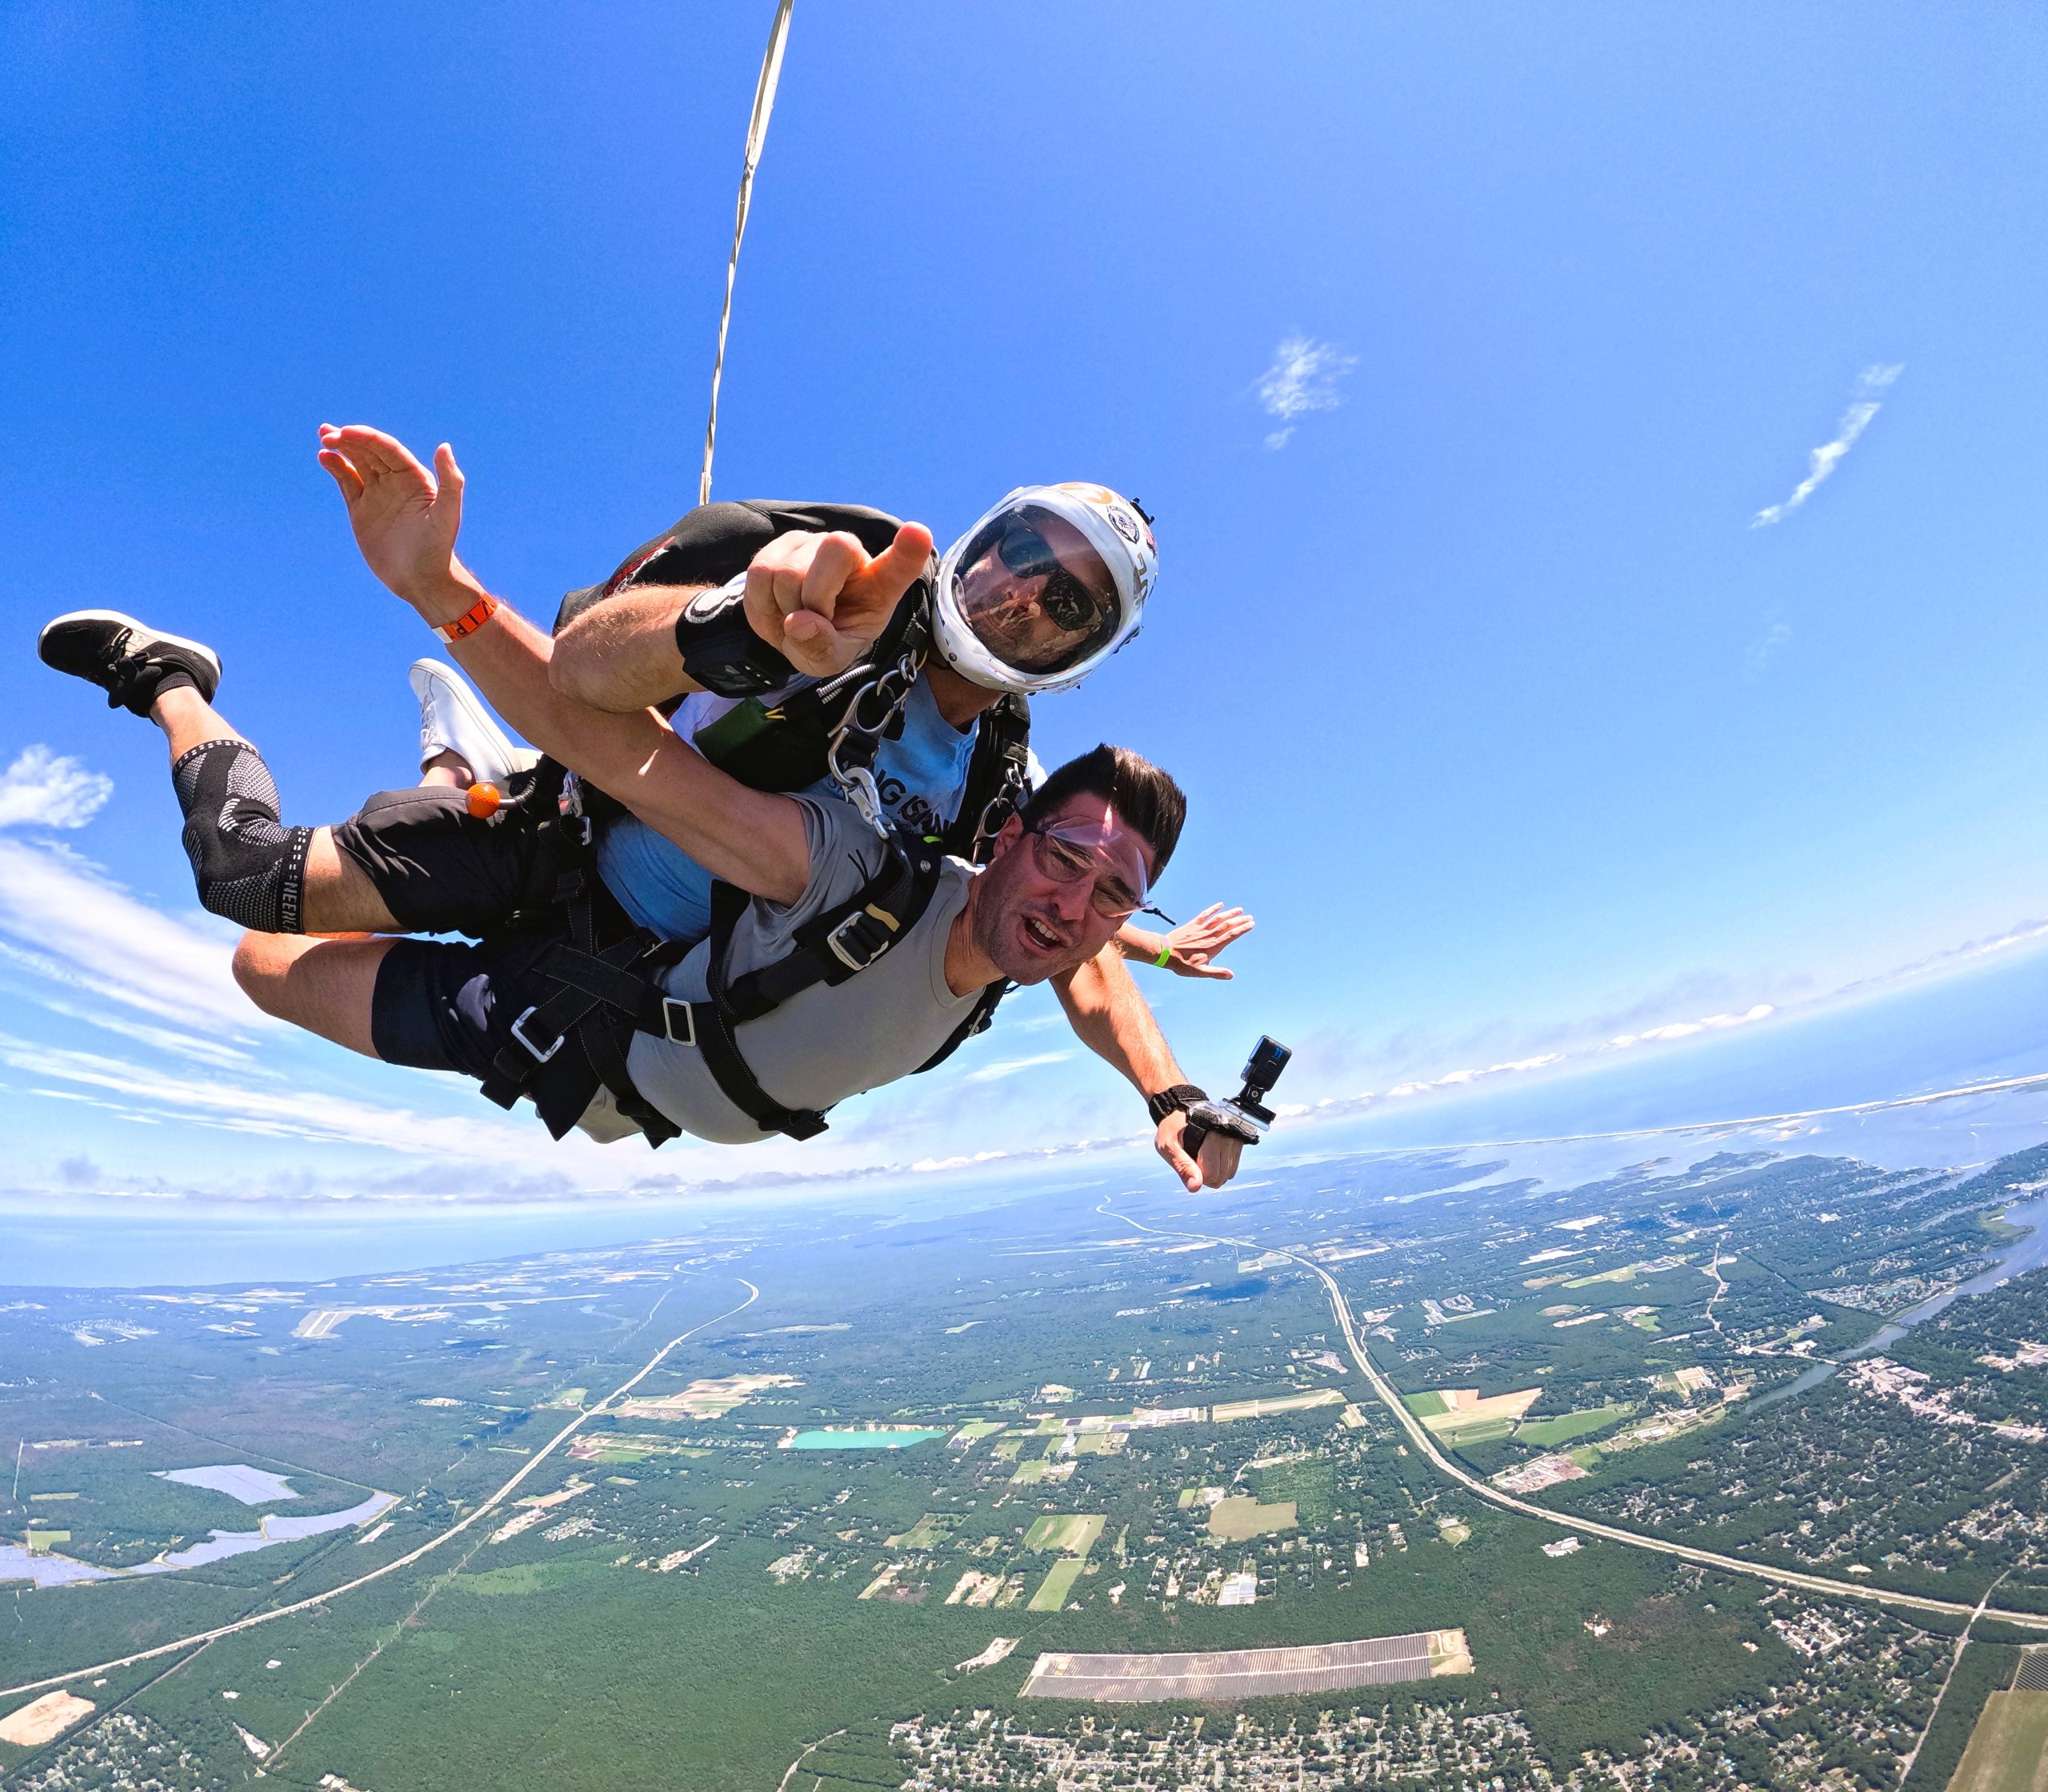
[433,594,498,642]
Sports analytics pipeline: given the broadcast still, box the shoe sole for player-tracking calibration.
[409,658,530,782]
[39,609,222,694]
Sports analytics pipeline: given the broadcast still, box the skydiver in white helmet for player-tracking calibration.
[415,474,1254,978]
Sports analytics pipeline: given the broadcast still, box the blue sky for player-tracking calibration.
[5,2,2048,1209]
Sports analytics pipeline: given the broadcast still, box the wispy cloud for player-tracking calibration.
[0,742,266,1058]
[1282,998,1785,1126]
[1746,611,1793,681]
[1255,335,1357,450]
[0,835,253,1030]
[29,994,259,1070]
[962,1050,1074,1085]
[1381,1053,1566,1102]
[0,1030,553,1165]
[1751,363,1903,527]
[0,746,112,830]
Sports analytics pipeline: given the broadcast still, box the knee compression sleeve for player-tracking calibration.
[171,739,314,934]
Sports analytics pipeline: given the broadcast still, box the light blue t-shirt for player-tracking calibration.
[596,675,982,942]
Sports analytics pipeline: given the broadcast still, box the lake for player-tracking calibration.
[0,1490,397,1588]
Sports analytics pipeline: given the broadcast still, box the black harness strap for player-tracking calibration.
[676,829,945,1139]
[716,839,934,1022]
[915,978,1010,1076]
[477,860,691,1146]
[682,994,829,1142]
[942,693,1033,865]
[483,818,961,1146]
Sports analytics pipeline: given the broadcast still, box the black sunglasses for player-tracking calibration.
[993,521,1106,636]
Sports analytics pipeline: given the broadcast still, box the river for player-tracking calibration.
[1763,1192,2048,1407]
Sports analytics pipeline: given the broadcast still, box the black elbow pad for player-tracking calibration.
[673,578,794,698]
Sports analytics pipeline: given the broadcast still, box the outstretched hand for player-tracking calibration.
[1155,1112,1246,1192]
[744,522,935,678]
[317,424,478,621]
[1158,904,1256,979]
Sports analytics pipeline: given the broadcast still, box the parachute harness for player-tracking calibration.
[964,750,1030,864]
[824,639,926,836]
[813,564,1032,861]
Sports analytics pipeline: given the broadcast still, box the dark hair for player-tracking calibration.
[1019,744,1186,878]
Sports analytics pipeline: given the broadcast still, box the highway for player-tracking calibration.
[0,1278,758,1705]
[1099,1198,2048,1636]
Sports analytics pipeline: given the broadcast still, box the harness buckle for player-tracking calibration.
[558,770,594,847]
[838,764,888,836]
[661,998,697,1046]
[509,1006,566,1065]
[826,907,894,973]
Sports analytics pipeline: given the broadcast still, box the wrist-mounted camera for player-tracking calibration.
[1182,1035,1292,1161]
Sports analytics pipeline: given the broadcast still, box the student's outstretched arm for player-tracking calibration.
[318,425,809,906]
[1053,945,1244,1194]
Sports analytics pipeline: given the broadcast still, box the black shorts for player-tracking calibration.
[332,781,558,937]
[372,928,658,1144]
[369,933,563,1080]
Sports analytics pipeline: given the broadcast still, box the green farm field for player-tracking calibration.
[1024,1514,1104,1555]
[1948,1692,2048,1792]
[1208,1496,1296,1540]
[1515,1403,1636,1446]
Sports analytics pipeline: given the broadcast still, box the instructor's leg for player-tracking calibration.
[231,933,395,1058]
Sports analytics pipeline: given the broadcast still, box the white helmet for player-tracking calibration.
[930,482,1157,695]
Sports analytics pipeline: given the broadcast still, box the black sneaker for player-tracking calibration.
[38,610,222,717]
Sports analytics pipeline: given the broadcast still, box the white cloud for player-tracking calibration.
[0,836,254,1030]
[29,995,259,1070]
[0,1030,559,1165]
[1382,1053,1566,1100]
[1751,363,1903,527]
[0,743,254,1032]
[0,746,112,830]
[1255,335,1358,450]
[1285,998,1788,1125]
[1606,1004,1774,1050]
[962,1050,1074,1085]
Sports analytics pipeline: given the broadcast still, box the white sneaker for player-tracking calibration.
[409,658,537,786]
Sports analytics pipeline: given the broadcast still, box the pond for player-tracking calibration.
[0,1490,398,1588]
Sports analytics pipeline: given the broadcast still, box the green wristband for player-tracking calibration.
[1154,943,1173,969]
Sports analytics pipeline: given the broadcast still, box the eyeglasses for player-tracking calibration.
[1024,821,1171,922]
[994,521,1110,636]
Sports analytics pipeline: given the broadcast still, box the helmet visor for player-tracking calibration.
[949,504,1122,677]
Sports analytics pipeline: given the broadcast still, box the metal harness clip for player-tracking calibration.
[557,768,594,847]
[824,647,926,838]
[660,998,697,1046]
[826,908,893,973]
[510,1006,566,1065]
